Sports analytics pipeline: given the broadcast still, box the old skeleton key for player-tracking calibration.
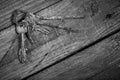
[11,9,85,63]
[16,21,28,63]
[12,10,32,63]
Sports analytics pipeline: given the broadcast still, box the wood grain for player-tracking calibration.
[0,0,120,80]
[0,0,62,30]
[26,27,120,80]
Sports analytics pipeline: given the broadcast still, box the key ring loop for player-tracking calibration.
[11,9,28,25]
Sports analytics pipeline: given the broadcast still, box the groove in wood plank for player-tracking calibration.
[26,31,120,80]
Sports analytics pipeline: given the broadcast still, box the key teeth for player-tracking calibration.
[18,48,31,63]
[18,49,25,63]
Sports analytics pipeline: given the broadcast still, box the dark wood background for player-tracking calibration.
[0,0,120,80]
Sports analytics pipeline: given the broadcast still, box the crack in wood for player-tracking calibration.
[29,52,49,73]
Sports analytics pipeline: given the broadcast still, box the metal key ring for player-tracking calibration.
[11,9,28,25]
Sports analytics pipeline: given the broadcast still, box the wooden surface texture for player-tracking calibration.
[0,0,120,80]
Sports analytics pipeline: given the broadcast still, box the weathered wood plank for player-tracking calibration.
[0,0,120,80]
[26,27,120,80]
[88,64,120,80]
